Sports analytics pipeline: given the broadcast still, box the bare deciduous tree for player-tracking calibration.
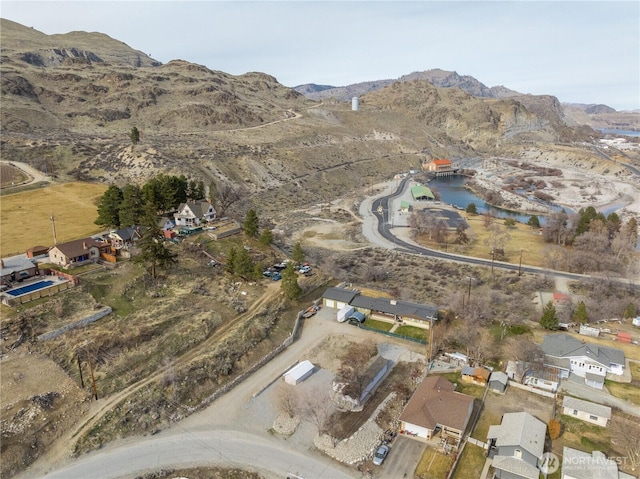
[215,181,241,216]
[275,383,300,418]
[300,386,333,435]
[610,414,640,471]
[501,336,543,364]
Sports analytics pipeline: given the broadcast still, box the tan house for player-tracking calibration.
[48,238,110,268]
[399,376,474,449]
[562,396,611,427]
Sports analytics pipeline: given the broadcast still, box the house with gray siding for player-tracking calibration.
[487,412,547,479]
[562,447,636,479]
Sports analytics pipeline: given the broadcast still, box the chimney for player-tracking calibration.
[83,241,88,250]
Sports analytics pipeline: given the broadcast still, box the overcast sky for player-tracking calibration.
[1,1,638,110]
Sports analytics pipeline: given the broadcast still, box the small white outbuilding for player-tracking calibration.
[283,360,315,385]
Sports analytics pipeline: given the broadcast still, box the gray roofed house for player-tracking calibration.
[350,295,438,323]
[321,287,360,308]
[562,447,636,479]
[487,412,547,479]
[541,334,625,389]
[562,396,612,427]
[174,200,216,226]
[1,255,39,284]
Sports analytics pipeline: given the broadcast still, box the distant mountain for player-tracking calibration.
[565,103,617,114]
[0,18,160,68]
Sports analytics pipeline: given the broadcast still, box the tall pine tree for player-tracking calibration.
[244,209,259,238]
[281,262,302,300]
[95,185,123,228]
[540,300,559,330]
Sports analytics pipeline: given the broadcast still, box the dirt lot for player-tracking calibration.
[0,352,89,479]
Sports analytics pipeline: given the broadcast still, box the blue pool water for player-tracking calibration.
[6,280,55,296]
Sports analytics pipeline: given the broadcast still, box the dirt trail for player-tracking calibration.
[23,282,283,477]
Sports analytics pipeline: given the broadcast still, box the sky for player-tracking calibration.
[1,1,639,111]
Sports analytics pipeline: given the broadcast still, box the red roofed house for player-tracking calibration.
[399,375,474,449]
[48,237,110,269]
[423,158,454,174]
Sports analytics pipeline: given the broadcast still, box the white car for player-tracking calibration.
[373,445,389,465]
[299,265,311,274]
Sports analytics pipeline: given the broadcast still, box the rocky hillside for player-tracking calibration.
[0,19,600,217]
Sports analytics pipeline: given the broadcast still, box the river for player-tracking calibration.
[597,128,640,137]
[426,176,577,225]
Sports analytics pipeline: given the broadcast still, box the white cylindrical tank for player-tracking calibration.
[352,96,359,111]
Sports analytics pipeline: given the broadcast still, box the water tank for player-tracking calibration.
[352,96,359,111]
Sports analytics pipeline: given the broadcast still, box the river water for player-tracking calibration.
[597,128,640,137]
[427,176,537,223]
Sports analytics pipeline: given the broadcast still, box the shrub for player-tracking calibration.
[548,418,561,439]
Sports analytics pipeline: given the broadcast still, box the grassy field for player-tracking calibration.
[416,214,549,267]
[0,182,107,255]
[605,380,640,405]
[395,324,429,340]
[415,447,455,479]
[362,318,394,332]
[437,372,486,399]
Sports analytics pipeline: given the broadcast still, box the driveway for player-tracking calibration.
[0,160,50,188]
[560,379,640,417]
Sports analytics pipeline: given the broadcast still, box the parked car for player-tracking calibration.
[272,273,282,281]
[298,265,311,274]
[347,311,366,325]
[373,445,389,465]
[262,271,274,278]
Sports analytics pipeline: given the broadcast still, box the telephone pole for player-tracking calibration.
[86,350,98,400]
[50,212,58,245]
[76,352,85,389]
[518,249,523,276]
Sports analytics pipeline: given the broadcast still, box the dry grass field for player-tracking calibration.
[0,182,107,255]
[413,214,549,268]
[0,163,28,187]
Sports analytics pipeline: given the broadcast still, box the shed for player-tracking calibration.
[400,201,412,212]
[283,360,315,385]
[489,371,508,393]
[411,184,435,201]
[617,331,632,343]
[26,245,49,259]
[633,317,640,328]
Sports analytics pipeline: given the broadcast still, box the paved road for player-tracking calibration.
[37,430,354,479]
[363,174,640,289]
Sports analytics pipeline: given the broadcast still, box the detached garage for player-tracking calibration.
[283,360,315,385]
[321,287,359,310]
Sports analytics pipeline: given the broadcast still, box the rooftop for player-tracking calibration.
[562,396,611,419]
[399,376,474,432]
[541,334,625,367]
[487,412,546,458]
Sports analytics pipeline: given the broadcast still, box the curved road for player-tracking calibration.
[36,430,354,479]
[370,174,638,286]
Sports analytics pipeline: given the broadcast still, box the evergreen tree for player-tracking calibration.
[504,218,517,228]
[259,229,273,246]
[573,301,588,324]
[195,180,205,200]
[540,300,559,330]
[208,180,217,206]
[134,225,176,279]
[119,184,144,227]
[291,242,305,264]
[226,247,237,274]
[527,215,540,228]
[95,185,123,228]
[623,302,637,319]
[244,209,260,238]
[281,262,302,300]
[130,126,140,145]
[234,247,254,278]
[466,203,478,215]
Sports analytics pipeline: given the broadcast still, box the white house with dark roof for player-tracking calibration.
[562,447,636,479]
[562,396,611,427]
[487,412,547,479]
[541,334,625,390]
[174,200,216,226]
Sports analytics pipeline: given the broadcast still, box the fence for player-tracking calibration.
[38,307,113,341]
[197,308,306,410]
[358,324,427,345]
[508,380,556,398]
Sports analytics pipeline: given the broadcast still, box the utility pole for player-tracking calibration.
[491,250,495,275]
[518,249,523,276]
[467,276,472,306]
[86,350,99,400]
[76,352,85,389]
[50,212,58,245]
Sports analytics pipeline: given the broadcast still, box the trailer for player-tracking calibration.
[283,360,315,385]
[337,305,355,323]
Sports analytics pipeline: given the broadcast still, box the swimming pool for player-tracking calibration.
[5,280,55,297]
